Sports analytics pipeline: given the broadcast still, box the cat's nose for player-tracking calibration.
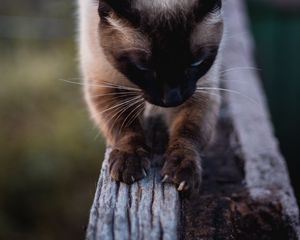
[162,88,183,107]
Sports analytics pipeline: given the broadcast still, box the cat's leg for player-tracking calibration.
[161,93,220,193]
[86,86,150,184]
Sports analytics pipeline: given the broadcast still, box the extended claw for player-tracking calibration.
[142,168,147,177]
[162,175,169,183]
[178,181,186,191]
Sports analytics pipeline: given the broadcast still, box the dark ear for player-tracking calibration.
[194,0,222,21]
[98,1,112,22]
[211,0,222,11]
[98,0,140,25]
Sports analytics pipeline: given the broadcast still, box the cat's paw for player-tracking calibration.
[108,146,151,184]
[161,147,202,194]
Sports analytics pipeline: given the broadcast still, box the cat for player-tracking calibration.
[78,0,223,192]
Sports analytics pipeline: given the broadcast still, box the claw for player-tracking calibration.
[178,181,186,191]
[162,175,169,183]
[142,168,147,177]
[131,176,135,182]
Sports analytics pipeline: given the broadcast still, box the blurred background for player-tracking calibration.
[0,1,104,239]
[0,0,299,239]
[247,0,300,204]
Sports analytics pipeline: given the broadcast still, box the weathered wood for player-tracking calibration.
[86,118,180,240]
[181,0,300,239]
[86,0,300,239]
[86,151,180,240]
[223,0,300,234]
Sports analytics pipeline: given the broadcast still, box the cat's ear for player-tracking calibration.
[199,0,222,11]
[98,0,140,25]
[194,0,222,20]
[98,1,112,21]
[211,0,222,11]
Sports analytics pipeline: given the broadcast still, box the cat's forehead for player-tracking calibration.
[100,0,221,25]
[133,0,198,13]
[132,0,220,23]
[100,0,223,54]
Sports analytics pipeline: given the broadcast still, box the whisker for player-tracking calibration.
[194,90,221,99]
[91,91,139,99]
[109,97,143,136]
[119,47,150,54]
[94,131,102,142]
[102,80,141,92]
[219,79,254,87]
[60,79,119,89]
[99,96,142,115]
[59,79,141,92]
[107,96,143,122]
[223,31,247,41]
[220,67,261,75]
[106,97,143,137]
[126,101,144,127]
[97,83,141,92]
[125,104,145,132]
[119,101,144,136]
[196,87,260,106]
[93,94,140,110]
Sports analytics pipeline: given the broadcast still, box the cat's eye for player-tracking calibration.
[190,58,205,67]
[135,64,150,72]
[117,49,152,72]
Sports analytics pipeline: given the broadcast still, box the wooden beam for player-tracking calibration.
[223,0,299,228]
[86,148,180,240]
[86,0,300,239]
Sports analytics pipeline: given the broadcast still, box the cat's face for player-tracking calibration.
[98,0,223,107]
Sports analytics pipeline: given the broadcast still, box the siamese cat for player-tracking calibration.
[78,0,223,192]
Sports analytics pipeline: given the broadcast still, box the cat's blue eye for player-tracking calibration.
[135,64,150,71]
[190,59,204,67]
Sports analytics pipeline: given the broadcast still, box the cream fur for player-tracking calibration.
[133,0,198,13]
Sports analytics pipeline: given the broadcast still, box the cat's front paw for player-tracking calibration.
[109,146,151,184]
[161,146,202,193]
